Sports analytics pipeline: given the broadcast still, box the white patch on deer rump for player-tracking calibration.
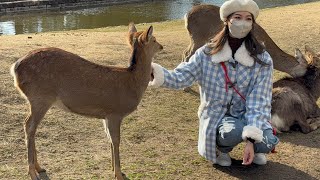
[271,114,286,132]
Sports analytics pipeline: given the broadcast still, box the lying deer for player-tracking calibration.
[271,46,320,134]
[10,23,163,180]
[183,4,307,77]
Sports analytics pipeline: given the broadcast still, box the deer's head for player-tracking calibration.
[295,46,320,68]
[127,23,163,58]
[295,46,320,91]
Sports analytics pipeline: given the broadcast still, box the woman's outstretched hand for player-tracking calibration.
[148,63,164,87]
[242,141,254,165]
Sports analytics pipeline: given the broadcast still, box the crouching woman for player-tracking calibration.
[149,0,279,166]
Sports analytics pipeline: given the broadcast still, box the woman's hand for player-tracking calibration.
[242,141,254,165]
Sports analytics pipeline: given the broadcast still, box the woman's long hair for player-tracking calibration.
[207,16,268,66]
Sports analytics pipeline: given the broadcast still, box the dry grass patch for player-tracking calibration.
[0,2,319,180]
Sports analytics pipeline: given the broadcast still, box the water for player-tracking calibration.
[0,0,318,35]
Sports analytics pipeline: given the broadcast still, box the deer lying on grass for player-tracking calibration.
[183,4,307,77]
[10,23,163,180]
[271,46,320,134]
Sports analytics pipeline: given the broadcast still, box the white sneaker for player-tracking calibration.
[253,153,267,165]
[216,153,232,166]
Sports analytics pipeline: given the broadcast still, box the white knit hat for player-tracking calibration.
[220,0,259,22]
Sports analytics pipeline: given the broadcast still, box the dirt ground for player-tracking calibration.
[0,2,320,180]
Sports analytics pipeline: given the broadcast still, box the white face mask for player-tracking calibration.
[228,20,252,39]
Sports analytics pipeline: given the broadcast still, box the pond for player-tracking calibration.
[0,0,318,35]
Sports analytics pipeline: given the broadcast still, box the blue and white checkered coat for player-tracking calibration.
[150,42,273,163]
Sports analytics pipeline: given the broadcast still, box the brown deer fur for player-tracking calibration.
[183,4,307,77]
[10,23,163,180]
[271,46,320,133]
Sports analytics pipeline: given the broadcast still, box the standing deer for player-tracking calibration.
[10,23,163,180]
[271,46,320,133]
[183,4,307,77]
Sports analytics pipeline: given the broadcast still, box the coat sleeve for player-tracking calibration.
[149,47,204,89]
[242,52,273,143]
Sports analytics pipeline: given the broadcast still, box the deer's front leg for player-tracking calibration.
[307,117,320,131]
[104,116,125,180]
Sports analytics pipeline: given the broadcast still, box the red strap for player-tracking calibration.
[220,62,246,101]
[220,61,230,93]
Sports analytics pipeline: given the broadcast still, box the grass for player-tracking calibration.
[0,2,320,180]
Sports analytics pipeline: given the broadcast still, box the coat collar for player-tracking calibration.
[210,41,254,67]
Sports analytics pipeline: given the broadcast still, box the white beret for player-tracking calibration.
[220,0,260,21]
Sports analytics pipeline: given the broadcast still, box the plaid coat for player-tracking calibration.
[150,42,273,163]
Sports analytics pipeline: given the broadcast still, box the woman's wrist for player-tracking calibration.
[247,137,255,144]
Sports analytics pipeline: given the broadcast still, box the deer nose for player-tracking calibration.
[160,45,164,50]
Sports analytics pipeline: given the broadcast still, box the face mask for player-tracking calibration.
[228,20,252,39]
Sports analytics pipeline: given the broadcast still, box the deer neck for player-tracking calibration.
[129,48,153,88]
[269,48,302,76]
[300,67,320,99]
[312,73,320,99]
[254,24,306,77]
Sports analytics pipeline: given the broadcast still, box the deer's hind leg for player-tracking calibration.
[25,99,52,180]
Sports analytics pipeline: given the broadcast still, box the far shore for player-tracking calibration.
[0,0,152,14]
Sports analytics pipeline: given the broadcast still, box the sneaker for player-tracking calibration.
[216,153,232,166]
[253,153,267,165]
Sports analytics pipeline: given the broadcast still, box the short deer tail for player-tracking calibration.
[10,55,25,77]
[10,62,17,77]
[10,56,24,88]
[184,13,188,29]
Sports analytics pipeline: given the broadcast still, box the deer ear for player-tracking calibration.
[295,48,308,65]
[146,26,153,42]
[128,22,137,33]
[127,23,138,47]
[295,48,303,59]
[127,33,134,47]
[132,37,138,49]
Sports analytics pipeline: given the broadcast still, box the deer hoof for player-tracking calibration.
[35,165,46,173]
[37,168,46,173]
[115,173,126,180]
[29,171,41,180]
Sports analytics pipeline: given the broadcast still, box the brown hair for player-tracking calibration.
[207,16,268,66]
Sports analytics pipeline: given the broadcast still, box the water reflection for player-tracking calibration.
[0,21,15,35]
[0,0,318,35]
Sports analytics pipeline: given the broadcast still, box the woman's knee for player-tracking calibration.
[254,129,279,153]
[217,118,243,146]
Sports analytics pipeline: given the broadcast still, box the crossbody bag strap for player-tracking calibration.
[220,62,246,101]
